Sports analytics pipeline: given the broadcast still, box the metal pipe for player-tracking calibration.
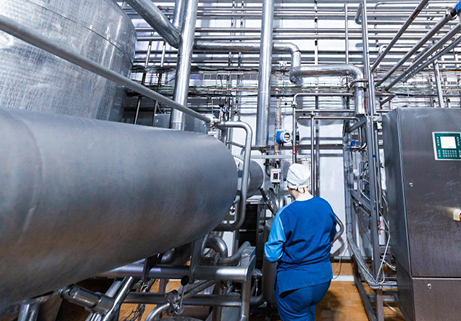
[125,0,180,48]
[205,235,229,258]
[219,242,251,266]
[311,114,315,194]
[376,7,457,86]
[0,107,237,308]
[405,35,461,80]
[433,60,445,108]
[255,0,274,147]
[170,0,200,130]
[18,303,40,321]
[173,0,186,29]
[216,122,253,231]
[0,14,210,124]
[240,281,251,321]
[101,277,136,321]
[124,293,242,306]
[101,265,190,280]
[361,0,377,116]
[386,24,461,89]
[145,280,215,321]
[371,0,430,71]
[290,64,365,115]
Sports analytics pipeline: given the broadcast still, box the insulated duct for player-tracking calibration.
[0,107,238,308]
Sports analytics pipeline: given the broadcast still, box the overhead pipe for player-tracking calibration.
[371,0,430,71]
[405,35,461,80]
[173,0,186,29]
[385,24,461,90]
[0,107,238,308]
[376,6,458,87]
[255,0,275,147]
[169,0,200,130]
[125,0,180,48]
[291,64,366,115]
[0,13,210,124]
[433,60,445,107]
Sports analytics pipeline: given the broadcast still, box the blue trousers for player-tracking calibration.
[275,281,331,321]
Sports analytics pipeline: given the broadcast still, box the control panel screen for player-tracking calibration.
[433,132,461,160]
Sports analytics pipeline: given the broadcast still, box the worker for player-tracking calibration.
[264,163,337,321]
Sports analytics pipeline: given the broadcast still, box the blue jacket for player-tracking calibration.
[264,196,337,294]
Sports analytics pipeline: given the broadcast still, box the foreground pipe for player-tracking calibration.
[125,0,180,48]
[0,107,237,308]
[255,0,275,147]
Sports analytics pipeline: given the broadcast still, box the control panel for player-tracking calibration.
[433,132,461,161]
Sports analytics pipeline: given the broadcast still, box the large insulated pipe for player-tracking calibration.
[170,0,199,130]
[255,0,275,147]
[0,107,237,308]
[125,0,180,48]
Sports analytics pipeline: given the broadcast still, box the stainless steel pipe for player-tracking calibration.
[0,107,237,308]
[125,0,180,48]
[170,0,200,130]
[255,0,275,147]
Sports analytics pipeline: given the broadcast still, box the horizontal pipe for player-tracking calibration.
[0,107,237,308]
[0,14,210,124]
[125,293,242,306]
[125,0,180,48]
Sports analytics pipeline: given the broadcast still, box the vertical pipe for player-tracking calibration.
[169,0,199,130]
[361,0,376,116]
[433,60,444,108]
[134,40,153,124]
[345,4,349,65]
[240,280,251,321]
[173,0,186,29]
[310,114,315,195]
[292,104,297,163]
[255,0,274,147]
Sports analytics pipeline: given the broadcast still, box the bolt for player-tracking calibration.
[409,182,414,187]
[427,283,432,290]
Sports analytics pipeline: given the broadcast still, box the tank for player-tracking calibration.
[0,0,136,120]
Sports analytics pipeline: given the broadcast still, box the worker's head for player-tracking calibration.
[286,163,310,198]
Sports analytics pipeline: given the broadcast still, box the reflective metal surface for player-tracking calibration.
[383,108,461,321]
[0,0,136,120]
[0,107,237,307]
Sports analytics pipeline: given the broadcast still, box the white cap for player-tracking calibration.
[286,163,310,189]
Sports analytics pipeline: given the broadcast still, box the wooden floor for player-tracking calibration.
[119,278,406,321]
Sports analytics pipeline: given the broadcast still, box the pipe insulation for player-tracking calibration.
[0,107,238,308]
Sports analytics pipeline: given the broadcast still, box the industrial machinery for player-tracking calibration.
[1,0,461,320]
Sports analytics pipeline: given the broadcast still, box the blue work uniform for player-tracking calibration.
[264,196,337,321]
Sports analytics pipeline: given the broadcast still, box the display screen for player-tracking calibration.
[440,136,457,149]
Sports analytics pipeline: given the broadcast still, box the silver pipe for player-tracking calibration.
[124,293,242,306]
[376,7,457,86]
[310,114,315,193]
[0,13,210,124]
[255,0,274,147]
[290,64,365,115]
[145,280,215,321]
[101,277,136,321]
[345,4,349,64]
[205,235,229,258]
[125,0,180,48]
[170,0,200,130]
[240,281,251,321]
[18,303,40,321]
[361,0,376,116]
[216,122,253,231]
[405,35,461,80]
[0,107,237,307]
[101,265,190,280]
[371,0,430,71]
[433,60,445,108]
[385,24,461,89]
[218,242,251,266]
[173,0,186,29]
